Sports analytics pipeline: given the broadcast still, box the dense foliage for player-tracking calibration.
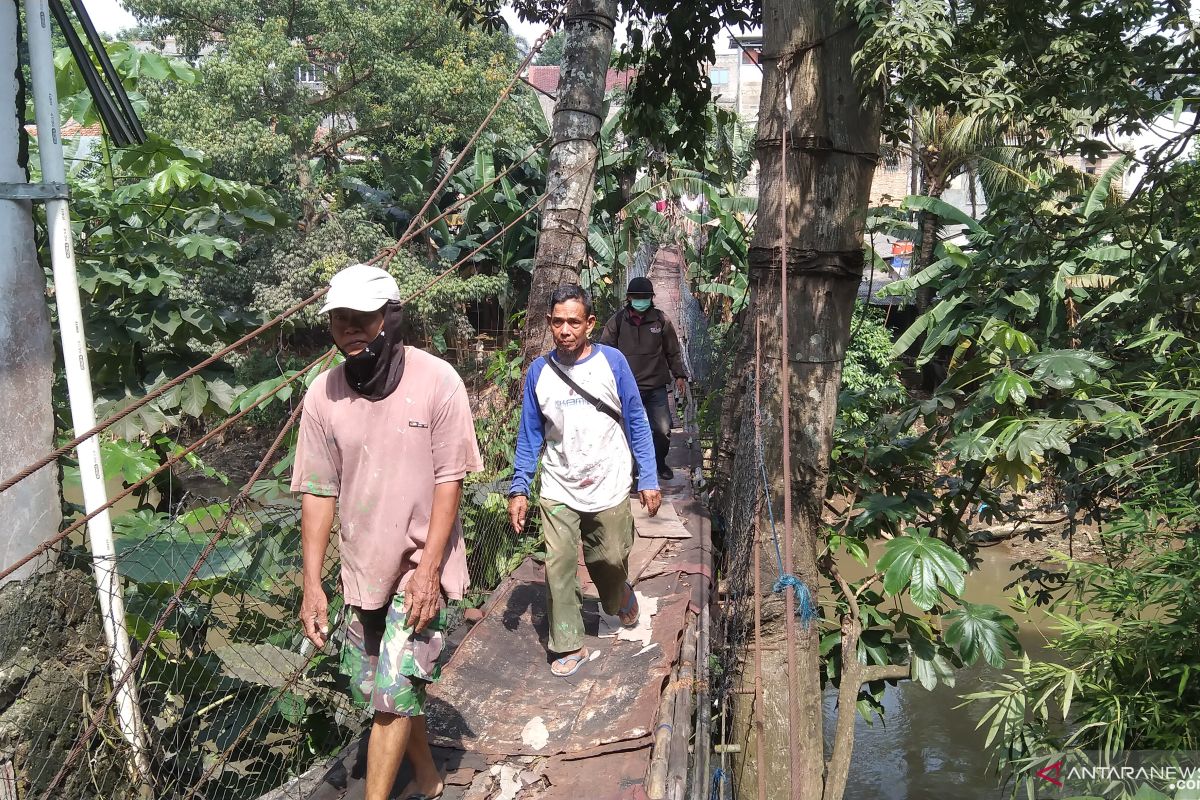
[26,0,1200,797]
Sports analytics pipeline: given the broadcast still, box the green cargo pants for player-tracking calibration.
[538,497,634,654]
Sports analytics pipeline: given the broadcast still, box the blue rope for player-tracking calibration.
[773,573,817,624]
[754,382,817,628]
[710,766,729,800]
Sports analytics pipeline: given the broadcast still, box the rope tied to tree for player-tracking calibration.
[753,369,817,627]
[772,574,817,624]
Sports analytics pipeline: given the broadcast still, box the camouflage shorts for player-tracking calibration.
[341,593,450,717]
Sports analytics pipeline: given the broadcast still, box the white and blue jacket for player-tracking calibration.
[512,344,659,513]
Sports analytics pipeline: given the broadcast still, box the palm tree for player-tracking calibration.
[910,107,1006,307]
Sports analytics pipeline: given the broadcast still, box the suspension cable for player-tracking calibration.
[393,19,563,252]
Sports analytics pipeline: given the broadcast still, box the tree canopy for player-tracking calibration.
[127,0,537,213]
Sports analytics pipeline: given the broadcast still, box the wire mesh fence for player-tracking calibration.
[0,494,347,799]
[0,334,539,800]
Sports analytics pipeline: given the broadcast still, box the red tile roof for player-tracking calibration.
[526,65,561,95]
[524,66,637,97]
[25,121,103,138]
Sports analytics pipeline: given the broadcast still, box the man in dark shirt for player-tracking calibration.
[599,276,689,481]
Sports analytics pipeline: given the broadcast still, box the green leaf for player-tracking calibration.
[1008,290,1039,315]
[878,253,957,298]
[910,648,956,691]
[1082,155,1130,218]
[991,370,1035,405]
[901,194,985,235]
[205,378,240,413]
[943,602,1020,668]
[115,528,254,585]
[877,529,969,611]
[179,374,210,418]
[1079,243,1132,263]
[274,692,308,724]
[949,426,995,461]
[1076,288,1137,326]
[892,310,931,357]
[180,306,214,334]
[1025,350,1112,390]
[214,642,308,687]
[998,419,1073,465]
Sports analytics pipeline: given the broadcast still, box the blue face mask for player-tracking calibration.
[630,299,652,312]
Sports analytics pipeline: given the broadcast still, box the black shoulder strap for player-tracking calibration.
[544,355,624,427]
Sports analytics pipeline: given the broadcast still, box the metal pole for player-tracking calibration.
[23,0,150,779]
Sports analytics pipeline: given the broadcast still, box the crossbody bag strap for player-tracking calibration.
[544,355,624,427]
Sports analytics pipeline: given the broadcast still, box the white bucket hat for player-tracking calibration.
[318,263,402,314]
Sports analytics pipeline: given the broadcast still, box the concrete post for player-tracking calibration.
[0,0,61,583]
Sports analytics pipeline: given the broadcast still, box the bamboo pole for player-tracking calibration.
[647,663,681,799]
[667,615,698,800]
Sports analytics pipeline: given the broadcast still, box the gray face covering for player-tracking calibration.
[339,301,407,401]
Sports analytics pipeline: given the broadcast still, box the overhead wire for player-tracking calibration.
[0,132,553,499]
[34,158,583,794]
[28,18,590,791]
[392,18,564,254]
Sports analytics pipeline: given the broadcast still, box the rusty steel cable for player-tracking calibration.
[31,160,584,795]
[373,136,550,256]
[393,19,563,253]
[0,288,329,497]
[753,319,766,800]
[0,158,573,582]
[37,361,324,800]
[0,36,559,500]
[0,350,331,584]
[405,189,547,301]
[1,135,551,501]
[779,114,801,800]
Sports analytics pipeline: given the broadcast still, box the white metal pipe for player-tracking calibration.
[23,0,150,779]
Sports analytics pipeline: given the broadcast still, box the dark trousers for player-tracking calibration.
[640,387,672,471]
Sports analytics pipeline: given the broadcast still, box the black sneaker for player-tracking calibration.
[657,465,674,481]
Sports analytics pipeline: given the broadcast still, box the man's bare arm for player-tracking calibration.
[405,479,463,631]
[300,493,336,648]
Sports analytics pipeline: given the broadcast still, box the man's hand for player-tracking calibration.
[300,586,329,649]
[509,494,529,533]
[404,567,442,632]
[640,489,662,517]
[675,377,687,398]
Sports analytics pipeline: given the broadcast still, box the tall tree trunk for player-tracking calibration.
[913,173,945,312]
[520,0,616,363]
[0,0,61,581]
[727,1,881,798]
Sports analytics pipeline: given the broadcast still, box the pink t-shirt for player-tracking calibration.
[290,347,483,609]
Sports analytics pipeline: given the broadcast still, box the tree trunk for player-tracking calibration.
[0,0,61,583]
[913,174,944,312]
[520,0,616,364]
[727,1,881,798]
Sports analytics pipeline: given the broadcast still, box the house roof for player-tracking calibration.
[25,121,103,138]
[524,65,637,98]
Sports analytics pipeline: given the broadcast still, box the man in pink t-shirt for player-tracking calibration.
[292,263,482,800]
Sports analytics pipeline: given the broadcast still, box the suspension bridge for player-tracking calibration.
[0,6,793,798]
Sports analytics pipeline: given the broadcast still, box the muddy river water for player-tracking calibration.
[826,547,1055,800]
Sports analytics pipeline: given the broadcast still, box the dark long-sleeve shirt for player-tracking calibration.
[598,306,688,391]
